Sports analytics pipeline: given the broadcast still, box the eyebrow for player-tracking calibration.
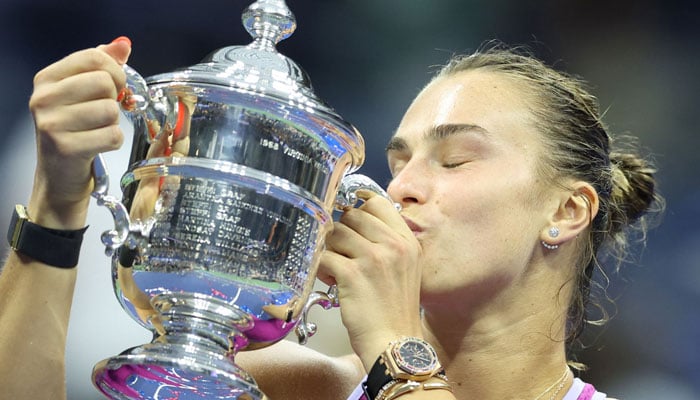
[385,123,489,153]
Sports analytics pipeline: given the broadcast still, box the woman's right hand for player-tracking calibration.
[27,38,132,230]
[318,192,424,372]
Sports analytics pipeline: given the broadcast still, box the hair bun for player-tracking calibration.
[608,151,658,233]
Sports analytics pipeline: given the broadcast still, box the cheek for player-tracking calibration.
[441,170,540,242]
[433,195,493,255]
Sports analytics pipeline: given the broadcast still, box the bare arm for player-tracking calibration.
[0,39,130,400]
[0,253,78,398]
[237,339,365,400]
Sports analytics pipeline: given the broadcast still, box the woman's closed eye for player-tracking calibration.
[441,158,471,169]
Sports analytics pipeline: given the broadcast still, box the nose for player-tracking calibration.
[386,159,429,207]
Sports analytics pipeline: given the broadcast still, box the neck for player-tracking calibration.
[420,262,575,399]
[423,315,572,399]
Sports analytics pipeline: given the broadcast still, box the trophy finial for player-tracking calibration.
[242,0,297,48]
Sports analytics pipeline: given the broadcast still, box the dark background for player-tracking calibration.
[0,1,698,398]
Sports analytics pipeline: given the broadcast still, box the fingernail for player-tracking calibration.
[111,36,132,47]
[172,101,186,140]
[116,88,127,103]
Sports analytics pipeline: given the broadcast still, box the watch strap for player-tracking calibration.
[363,356,392,400]
[7,205,87,268]
[363,337,445,400]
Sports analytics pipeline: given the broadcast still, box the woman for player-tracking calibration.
[0,37,660,399]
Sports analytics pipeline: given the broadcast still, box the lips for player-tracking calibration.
[402,216,423,234]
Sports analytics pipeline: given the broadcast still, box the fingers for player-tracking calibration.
[58,99,122,136]
[33,46,127,90]
[316,251,340,287]
[34,96,122,136]
[338,195,411,244]
[98,36,132,65]
[317,202,424,362]
[25,38,133,226]
[32,93,123,161]
[324,220,368,257]
[30,38,133,159]
[35,70,121,108]
[322,199,418,277]
[43,123,124,157]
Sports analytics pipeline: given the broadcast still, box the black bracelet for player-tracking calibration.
[7,205,87,268]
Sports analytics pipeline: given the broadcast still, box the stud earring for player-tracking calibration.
[542,226,560,250]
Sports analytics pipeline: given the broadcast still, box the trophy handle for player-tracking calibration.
[334,173,396,210]
[90,154,132,256]
[294,285,339,345]
[295,173,398,344]
[119,64,180,143]
[89,65,181,257]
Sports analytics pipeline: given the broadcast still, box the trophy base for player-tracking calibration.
[92,340,264,400]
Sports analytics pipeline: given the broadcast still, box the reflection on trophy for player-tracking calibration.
[89,1,388,399]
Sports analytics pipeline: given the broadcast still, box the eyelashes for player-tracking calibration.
[442,161,469,169]
[388,160,470,178]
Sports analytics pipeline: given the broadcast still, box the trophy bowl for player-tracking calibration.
[89,1,387,399]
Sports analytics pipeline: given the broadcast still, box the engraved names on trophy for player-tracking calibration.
[144,176,316,292]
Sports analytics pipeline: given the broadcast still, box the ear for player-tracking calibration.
[540,181,600,246]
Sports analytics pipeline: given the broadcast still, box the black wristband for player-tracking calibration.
[362,356,392,400]
[7,205,87,268]
[363,355,447,400]
[118,246,138,268]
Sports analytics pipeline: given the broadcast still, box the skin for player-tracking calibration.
[314,70,600,399]
[0,39,610,400]
[0,40,130,399]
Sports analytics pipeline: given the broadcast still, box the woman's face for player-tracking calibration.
[387,70,556,307]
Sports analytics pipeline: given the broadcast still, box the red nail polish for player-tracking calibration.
[111,36,132,47]
[173,101,186,140]
[117,88,127,103]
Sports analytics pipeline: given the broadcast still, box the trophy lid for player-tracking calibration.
[145,0,363,166]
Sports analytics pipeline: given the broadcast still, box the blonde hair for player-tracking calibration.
[436,41,663,354]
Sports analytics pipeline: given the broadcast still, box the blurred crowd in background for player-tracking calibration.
[0,1,697,399]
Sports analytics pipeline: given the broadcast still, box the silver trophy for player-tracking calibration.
[89,1,388,399]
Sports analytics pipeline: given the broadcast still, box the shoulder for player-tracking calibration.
[238,340,365,400]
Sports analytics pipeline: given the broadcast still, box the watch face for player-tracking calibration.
[392,338,439,376]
